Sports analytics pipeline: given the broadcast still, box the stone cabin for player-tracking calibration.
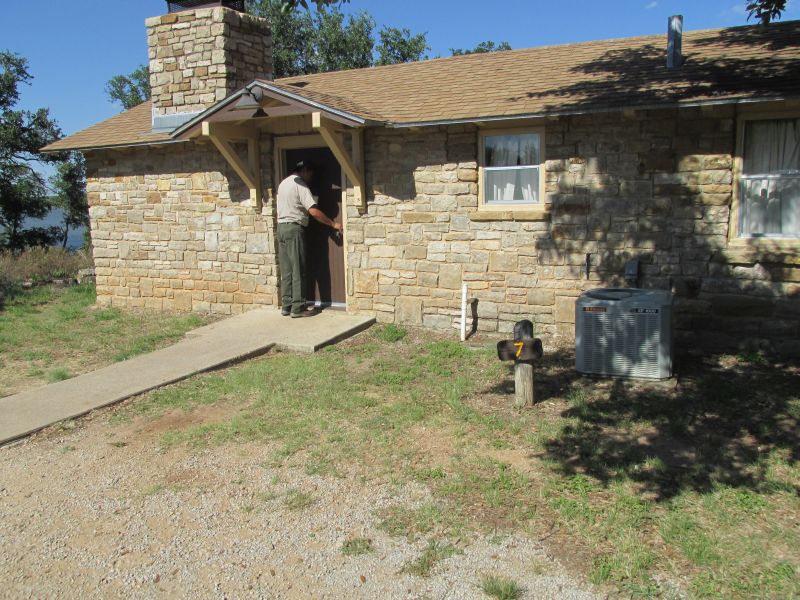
[44,2,800,354]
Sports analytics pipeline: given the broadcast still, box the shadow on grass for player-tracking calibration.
[519,350,800,501]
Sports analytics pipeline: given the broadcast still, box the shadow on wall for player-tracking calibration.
[519,27,799,355]
[486,349,800,502]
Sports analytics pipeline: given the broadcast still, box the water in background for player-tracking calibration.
[22,208,87,251]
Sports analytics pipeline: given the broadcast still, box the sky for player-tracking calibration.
[2,0,799,170]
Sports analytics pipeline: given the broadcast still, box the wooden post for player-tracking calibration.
[514,361,535,408]
[513,319,535,408]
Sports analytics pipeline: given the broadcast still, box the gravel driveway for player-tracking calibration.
[0,408,599,599]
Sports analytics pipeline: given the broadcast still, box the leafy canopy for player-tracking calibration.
[249,0,428,77]
[0,51,64,251]
[105,65,151,111]
[49,152,88,249]
[450,40,512,56]
[377,27,429,66]
[747,0,787,24]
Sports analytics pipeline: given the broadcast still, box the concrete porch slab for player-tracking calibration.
[0,308,374,445]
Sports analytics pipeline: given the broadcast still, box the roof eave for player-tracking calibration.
[387,95,797,128]
[41,137,186,154]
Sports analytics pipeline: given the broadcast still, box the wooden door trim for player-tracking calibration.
[275,136,349,309]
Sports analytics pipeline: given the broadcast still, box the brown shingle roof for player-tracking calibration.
[270,20,800,124]
[43,20,800,152]
[42,101,173,152]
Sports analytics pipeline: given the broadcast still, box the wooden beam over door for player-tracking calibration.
[201,121,263,212]
[311,112,366,213]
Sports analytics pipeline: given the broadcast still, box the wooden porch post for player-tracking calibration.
[311,112,366,212]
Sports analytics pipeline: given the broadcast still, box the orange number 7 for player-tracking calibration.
[514,341,524,358]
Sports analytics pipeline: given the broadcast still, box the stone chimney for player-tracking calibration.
[146,5,272,130]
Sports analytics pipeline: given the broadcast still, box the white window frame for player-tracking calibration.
[478,126,546,212]
[730,111,800,248]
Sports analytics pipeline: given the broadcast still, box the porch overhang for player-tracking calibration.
[173,81,373,213]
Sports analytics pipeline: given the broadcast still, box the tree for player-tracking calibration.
[248,0,429,77]
[278,0,348,10]
[105,64,151,110]
[49,153,88,249]
[376,27,429,65]
[747,0,787,23]
[450,41,512,56]
[0,165,58,250]
[258,0,316,77]
[313,8,375,72]
[0,51,62,252]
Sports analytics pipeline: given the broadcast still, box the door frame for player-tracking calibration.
[273,134,350,309]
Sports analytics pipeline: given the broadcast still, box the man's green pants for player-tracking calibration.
[277,222,307,314]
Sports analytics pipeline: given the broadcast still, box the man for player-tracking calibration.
[276,160,343,318]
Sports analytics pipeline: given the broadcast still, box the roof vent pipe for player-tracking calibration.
[667,15,684,69]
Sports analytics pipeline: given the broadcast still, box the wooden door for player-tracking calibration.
[283,147,345,306]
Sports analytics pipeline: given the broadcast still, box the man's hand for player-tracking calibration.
[309,206,342,232]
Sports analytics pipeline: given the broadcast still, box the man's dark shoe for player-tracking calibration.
[291,308,319,319]
[281,306,291,316]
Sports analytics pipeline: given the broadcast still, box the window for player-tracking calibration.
[479,128,544,208]
[739,117,800,239]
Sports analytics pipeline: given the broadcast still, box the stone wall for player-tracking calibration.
[84,142,278,314]
[345,106,800,354]
[82,104,798,354]
[147,7,272,116]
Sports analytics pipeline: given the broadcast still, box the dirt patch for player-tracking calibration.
[408,425,458,465]
[135,403,238,437]
[485,448,538,474]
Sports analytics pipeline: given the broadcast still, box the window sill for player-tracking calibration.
[722,238,800,265]
[469,209,550,222]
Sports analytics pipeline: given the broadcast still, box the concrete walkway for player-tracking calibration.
[0,308,374,445]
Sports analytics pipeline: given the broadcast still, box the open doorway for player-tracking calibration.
[281,145,346,307]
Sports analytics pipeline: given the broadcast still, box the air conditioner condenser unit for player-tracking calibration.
[575,288,673,379]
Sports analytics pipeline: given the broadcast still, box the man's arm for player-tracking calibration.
[308,207,343,231]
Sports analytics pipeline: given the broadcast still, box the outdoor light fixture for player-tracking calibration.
[233,88,264,111]
[231,88,268,118]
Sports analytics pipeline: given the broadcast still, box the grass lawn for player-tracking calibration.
[0,284,213,397]
[113,325,800,598]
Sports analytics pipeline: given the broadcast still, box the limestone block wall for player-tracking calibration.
[84,142,278,314]
[147,7,272,116]
[346,106,799,354]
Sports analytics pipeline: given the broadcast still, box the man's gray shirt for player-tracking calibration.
[276,174,316,227]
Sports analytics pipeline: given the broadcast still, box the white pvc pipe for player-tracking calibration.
[460,283,467,342]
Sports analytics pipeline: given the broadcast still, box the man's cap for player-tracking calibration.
[293,159,315,172]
